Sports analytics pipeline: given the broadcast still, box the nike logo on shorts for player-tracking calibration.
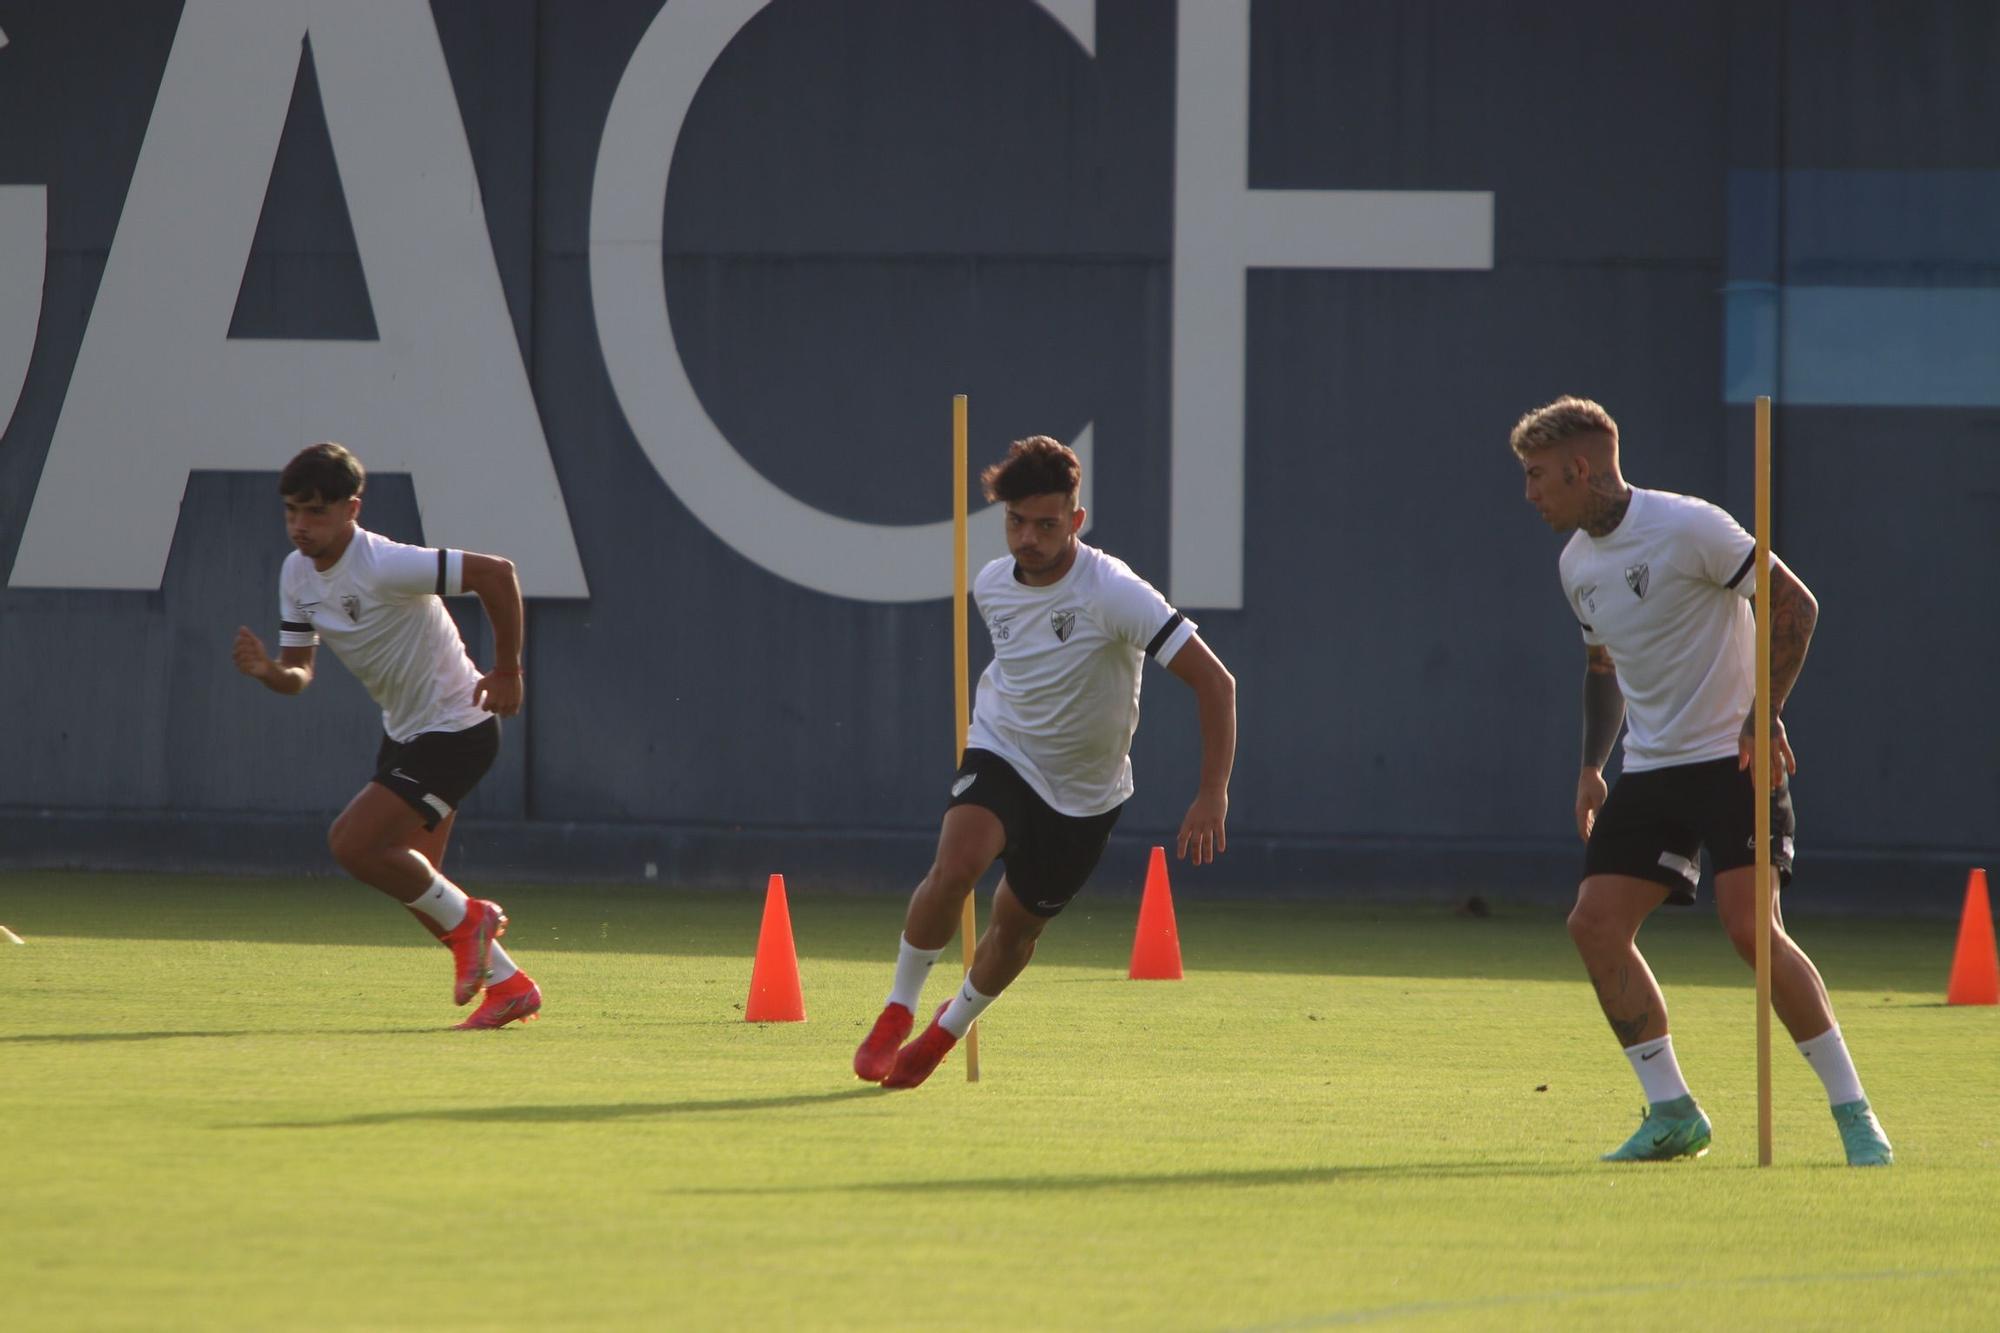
[951,774,976,797]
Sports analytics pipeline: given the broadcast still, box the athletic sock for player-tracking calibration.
[1796,1025,1866,1106]
[485,941,519,987]
[887,935,944,1011]
[408,872,469,932]
[1623,1034,1692,1105]
[938,977,997,1038]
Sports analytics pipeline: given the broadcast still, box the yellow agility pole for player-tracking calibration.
[1754,395,1774,1167]
[953,393,981,1083]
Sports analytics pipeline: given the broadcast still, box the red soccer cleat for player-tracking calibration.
[454,972,541,1030]
[442,899,508,1006]
[852,1002,915,1082]
[881,1003,958,1089]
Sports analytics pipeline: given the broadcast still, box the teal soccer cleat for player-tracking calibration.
[1832,1099,1894,1166]
[1600,1095,1713,1162]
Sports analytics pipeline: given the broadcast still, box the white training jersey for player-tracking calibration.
[1558,487,1770,772]
[965,543,1197,817]
[277,527,488,743]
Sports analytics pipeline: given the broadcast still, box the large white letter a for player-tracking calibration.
[11,0,587,596]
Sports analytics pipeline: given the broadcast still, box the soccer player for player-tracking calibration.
[853,435,1236,1089]
[231,443,541,1029]
[1514,397,1891,1165]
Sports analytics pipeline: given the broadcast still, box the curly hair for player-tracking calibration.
[980,435,1080,505]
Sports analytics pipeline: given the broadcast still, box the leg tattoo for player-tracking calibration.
[1591,965,1652,1046]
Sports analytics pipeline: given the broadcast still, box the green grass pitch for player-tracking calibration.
[3,871,1997,1330]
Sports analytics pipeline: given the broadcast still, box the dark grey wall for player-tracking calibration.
[1,1,1994,897]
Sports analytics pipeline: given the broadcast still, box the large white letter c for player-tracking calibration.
[589,0,1095,602]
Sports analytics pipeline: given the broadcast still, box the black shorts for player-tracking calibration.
[948,748,1122,918]
[1584,756,1796,905]
[373,717,500,831]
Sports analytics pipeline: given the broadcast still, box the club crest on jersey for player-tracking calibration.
[1050,609,1078,643]
[341,594,361,621]
[1625,563,1650,599]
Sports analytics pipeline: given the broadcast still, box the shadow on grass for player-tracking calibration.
[665,1159,1607,1196]
[0,1027,479,1044]
[0,872,1958,989]
[256,1086,888,1129]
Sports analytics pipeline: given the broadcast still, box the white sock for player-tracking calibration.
[1623,1035,1692,1105]
[887,935,944,1011]
[939,977,997,1038]
[485,941,519,987]
[407,873,468,931]
[1796,1026,1865,1106]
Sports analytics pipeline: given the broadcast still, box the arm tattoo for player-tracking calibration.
[1766,568,1818,712]
[1581,646,1625,769]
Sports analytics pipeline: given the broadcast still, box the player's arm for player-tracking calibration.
[460,552,524,718]
[1576,644,1623,840]
[1166,633,1236,866]
[1738,553,1818,780]
[232,627,314,695]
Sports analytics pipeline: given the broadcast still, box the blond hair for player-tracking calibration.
[1509,396,1618,458]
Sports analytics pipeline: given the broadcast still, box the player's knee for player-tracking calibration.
[326,816,374,876]
[1566,901,1622,957]
[1720,910,1760,964]
[924,855,984,898]
[992,918,1042,963]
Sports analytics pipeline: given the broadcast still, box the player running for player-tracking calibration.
[853,435,1237,1089]
[231,442,541,1029]
[1514,397,1890,1165]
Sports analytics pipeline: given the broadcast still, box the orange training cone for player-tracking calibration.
[1128,845,1184,980]
[1947,867,1999,1006]
[746,873,806,1022]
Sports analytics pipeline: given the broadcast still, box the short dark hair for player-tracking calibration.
[279,442,365,502]
[980,435,1080,506]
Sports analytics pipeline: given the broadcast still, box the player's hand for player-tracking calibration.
[1737,712,1795,788]
[1575,766,1608,841]
[231,626,274,682]
[474,670,523,717]
[1176,789,1229,866]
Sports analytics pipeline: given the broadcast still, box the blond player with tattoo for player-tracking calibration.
[1514,397,1891,1166]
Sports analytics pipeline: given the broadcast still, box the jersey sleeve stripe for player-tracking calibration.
[1152,608,1192,660]
[1725,550,1756,589]
[434,549,448,596]
[280,620,313,634]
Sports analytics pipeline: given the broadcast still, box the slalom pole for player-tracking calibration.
[954,393,981,1082]
[1754,395,1774,1167]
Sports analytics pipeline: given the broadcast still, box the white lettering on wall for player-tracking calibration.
[8,0,1496,609]
[589,0,1094,603]
[0,187,45,444]
[9,0,588,596]
[1171,1,1492,607]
